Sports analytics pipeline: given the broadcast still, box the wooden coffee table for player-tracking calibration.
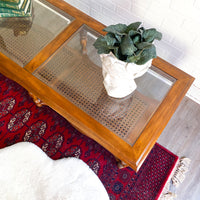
[0,0,194,171]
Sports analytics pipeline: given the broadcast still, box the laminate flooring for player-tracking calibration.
[158,96,200,200]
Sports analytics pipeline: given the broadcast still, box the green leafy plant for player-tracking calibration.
[93,22,162,65]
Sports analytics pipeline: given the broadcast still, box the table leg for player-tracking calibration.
[80,29,87,55]
[115,157,128,169]
[29,92,45,107]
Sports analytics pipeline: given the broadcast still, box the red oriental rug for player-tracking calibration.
[0,73,178,200]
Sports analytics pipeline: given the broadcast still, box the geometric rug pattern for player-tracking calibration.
[0,73,178,200]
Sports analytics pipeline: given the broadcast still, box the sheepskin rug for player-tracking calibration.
[0,142,109,200]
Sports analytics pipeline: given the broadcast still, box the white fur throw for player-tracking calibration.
[0,142,109,200]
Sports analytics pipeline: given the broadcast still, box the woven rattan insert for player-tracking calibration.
[0,0,72,67]
[34,46,158,146]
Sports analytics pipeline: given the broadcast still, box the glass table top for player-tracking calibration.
[33,25,176,146]
[0,0,73,67]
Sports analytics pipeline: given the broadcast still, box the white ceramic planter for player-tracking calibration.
[100,52,152,98]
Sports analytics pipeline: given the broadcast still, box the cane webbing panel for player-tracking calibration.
[33,25,174,146]
[0,0,73,67]
[34,45,158,146]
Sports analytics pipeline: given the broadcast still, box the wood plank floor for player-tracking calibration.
[158,96,200,200]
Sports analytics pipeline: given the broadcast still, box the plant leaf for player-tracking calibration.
[120,35,137,56]
[143,28,162,43]
[128,30,140,37]
[132,35,141,45]
[94,22,162,63]
[114,34,122,43]
[138,27,145,35]
[103,24,127,35]
[136,42,152,49]
[135,44,156,65]
[154,31,162,40]
[112,47,119,59]
[104,33,117,46]
[126,55,140,63]
[126,22,142,32]
[93,36,110,54]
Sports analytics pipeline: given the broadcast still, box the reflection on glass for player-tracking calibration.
[0,17,33,36]
[33,25,176,146]
[96,92,134,120]
[0,0,73,67]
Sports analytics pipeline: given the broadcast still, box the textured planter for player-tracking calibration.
[100,52,152,98]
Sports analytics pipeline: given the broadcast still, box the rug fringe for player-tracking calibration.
[171,157,190,187]
[160,192,177,200]
[159,157,191,200]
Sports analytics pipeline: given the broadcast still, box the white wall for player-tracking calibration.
[64,0,200,104]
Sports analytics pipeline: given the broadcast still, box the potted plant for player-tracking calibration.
[93,22,162,98]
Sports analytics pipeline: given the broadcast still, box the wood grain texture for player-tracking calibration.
[133,57,194,169]
[24,20,83,73]
[158,97,200,200]
[0,0,195,171]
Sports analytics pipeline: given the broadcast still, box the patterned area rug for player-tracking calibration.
[0,73,178,200]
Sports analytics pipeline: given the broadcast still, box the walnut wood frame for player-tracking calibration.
[0,0,194,171]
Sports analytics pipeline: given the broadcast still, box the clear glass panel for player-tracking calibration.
[0,0,73,67]
[33,25,176,146]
